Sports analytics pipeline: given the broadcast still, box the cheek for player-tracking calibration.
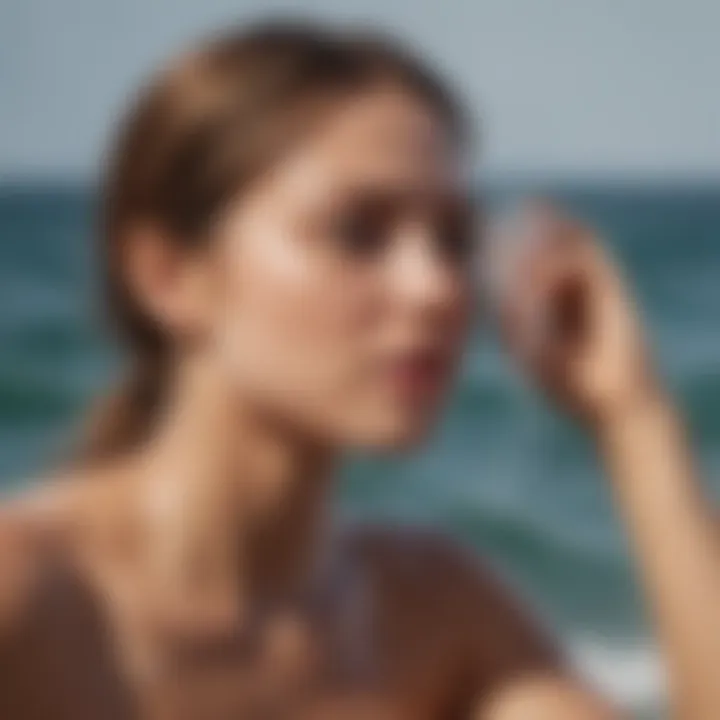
[213,224,377,406]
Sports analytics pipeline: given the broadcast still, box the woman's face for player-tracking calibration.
[209,87,475,449]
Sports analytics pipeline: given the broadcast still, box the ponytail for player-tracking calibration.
[78,353,167,464]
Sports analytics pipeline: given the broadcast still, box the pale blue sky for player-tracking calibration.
[1,0,719,179]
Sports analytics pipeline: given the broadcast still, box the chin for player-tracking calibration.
[348,412,438,453]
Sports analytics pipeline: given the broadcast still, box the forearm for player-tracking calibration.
[595,392,720,719]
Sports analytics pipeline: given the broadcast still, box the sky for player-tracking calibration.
[1,0,719,180]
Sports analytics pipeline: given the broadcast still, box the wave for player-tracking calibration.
[569,634,665,716]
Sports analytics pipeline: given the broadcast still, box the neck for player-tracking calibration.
[135,358,337,623]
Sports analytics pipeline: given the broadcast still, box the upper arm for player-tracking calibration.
[345,524,620,718]
[0,505,62,720]
[426,537,620,718]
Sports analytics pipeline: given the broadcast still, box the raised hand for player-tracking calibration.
[484,201,659,426]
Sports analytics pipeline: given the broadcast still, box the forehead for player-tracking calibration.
[263,87,463,200]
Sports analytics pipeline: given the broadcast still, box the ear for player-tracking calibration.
[122,224,213,342]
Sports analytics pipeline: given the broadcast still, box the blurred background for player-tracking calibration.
[1,1,718,716]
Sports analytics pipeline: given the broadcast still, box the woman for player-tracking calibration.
[0,22,718,720]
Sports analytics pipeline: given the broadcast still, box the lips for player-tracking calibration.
[384,346,451,400]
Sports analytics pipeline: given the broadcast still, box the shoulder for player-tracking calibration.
[343,521,531,611]
[343,522,564,682]
[0,483,70,635]
[0,472,102,638]
[343,521,492,594]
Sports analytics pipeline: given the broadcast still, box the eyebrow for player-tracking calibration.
[333,178,472,211]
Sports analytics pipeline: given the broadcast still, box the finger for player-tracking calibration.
[489,201,608,365]
[501,220,579,354]
[480,199,564,312]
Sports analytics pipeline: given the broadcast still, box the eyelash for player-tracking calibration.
[435,216,477,264]
[326,207,477,264]
[330,210,390,258]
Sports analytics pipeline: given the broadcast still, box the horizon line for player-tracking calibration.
[2,170,720,190]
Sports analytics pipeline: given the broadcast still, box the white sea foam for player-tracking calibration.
[569,634,666,715]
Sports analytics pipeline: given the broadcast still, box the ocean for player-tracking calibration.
[1,180,719,717]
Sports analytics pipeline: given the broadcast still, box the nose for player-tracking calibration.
[388,229,466,322]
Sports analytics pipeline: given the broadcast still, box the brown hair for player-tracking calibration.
[83,20,466,462]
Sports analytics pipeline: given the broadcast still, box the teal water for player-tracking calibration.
[1,181,719,715]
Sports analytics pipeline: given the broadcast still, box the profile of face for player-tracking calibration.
[135,87,475,450]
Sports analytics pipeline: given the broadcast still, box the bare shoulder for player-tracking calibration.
[343,522,564,684]
[0,478,76,633]
[0,473,139,717]
[0,469,115,636]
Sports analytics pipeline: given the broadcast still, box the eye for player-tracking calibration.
[434,202,479,265]
[328,200,392,259]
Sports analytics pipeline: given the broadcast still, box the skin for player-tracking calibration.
[0,86,716,719]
